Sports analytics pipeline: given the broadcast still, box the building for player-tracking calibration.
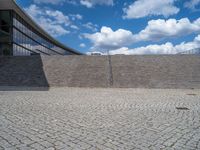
[90,52,103,56]
[0,0,82,56]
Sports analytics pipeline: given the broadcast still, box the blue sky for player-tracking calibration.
[16,0,200,55]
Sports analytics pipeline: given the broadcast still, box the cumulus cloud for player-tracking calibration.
[108,35,200,55]
[84,26,134,50]
[135,18,200,42]
[25,4,71,37]
[80,0,114,8]
[174,34,200,51]
[184,0,200,10]
[109,43,177,55]
[84,18,200,50]
[123,0,179,19]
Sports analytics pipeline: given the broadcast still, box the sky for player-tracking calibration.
[16,0,200,55]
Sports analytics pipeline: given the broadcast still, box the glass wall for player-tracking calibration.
[0,10,12,55]
[0,10,78,56]
[12,11,74,56]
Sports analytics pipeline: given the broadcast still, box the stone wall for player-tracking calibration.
[0,56,49,88]
[0,55,200,89]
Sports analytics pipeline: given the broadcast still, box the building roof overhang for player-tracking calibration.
[0,0,83,55]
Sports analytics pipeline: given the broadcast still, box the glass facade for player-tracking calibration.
[0,10,78,56]
[0,10,12,55]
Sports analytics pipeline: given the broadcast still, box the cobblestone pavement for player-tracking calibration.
[0,88,200,150]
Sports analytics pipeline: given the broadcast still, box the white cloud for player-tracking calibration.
[80,0,93,7]
[108,43,177,55]
[123,0,179,19]
[80,43,86,47]
[184,0,200,10]
[108,47,132,55]
[33,0,114,7]
[38,16,70,36]
[66,0,79,5]
[45,10,70,25]
[84,26,134,50]
[70,14,83,21]
[33,0,113,7]
[108,35,200,55]
[70,25,79,30]
[33,0,65,5]
[84,18,200,51]
[76,14,83,20]
[80,0,114,8]
[83,22,98,32]
[25,4,70,37]
[174,34,200,51]
[135,18,200,42]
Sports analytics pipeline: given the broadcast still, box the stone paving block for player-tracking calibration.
[0,140,11,148]
[29,143,45,150]
[0,88,200,150]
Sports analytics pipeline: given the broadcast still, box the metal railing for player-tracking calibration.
[177,48,200,55]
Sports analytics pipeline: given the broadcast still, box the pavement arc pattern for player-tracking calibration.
[0,88,200,150]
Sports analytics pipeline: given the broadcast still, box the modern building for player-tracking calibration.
[0,0,82,56]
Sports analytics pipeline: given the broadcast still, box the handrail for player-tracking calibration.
[177,48,200,54]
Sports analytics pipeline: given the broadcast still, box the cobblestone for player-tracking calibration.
[0,88,200,150]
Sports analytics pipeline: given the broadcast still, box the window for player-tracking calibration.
[0,11,11,56]
[10,11,74,56]
[0,11,11,34]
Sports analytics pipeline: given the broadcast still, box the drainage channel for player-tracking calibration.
[176,107,189,110]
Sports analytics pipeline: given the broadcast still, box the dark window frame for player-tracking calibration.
[0,10,13,56]
[13,26,61,55]
[13,11,74,55]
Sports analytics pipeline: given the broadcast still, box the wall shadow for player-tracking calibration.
[0,56,49,91]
